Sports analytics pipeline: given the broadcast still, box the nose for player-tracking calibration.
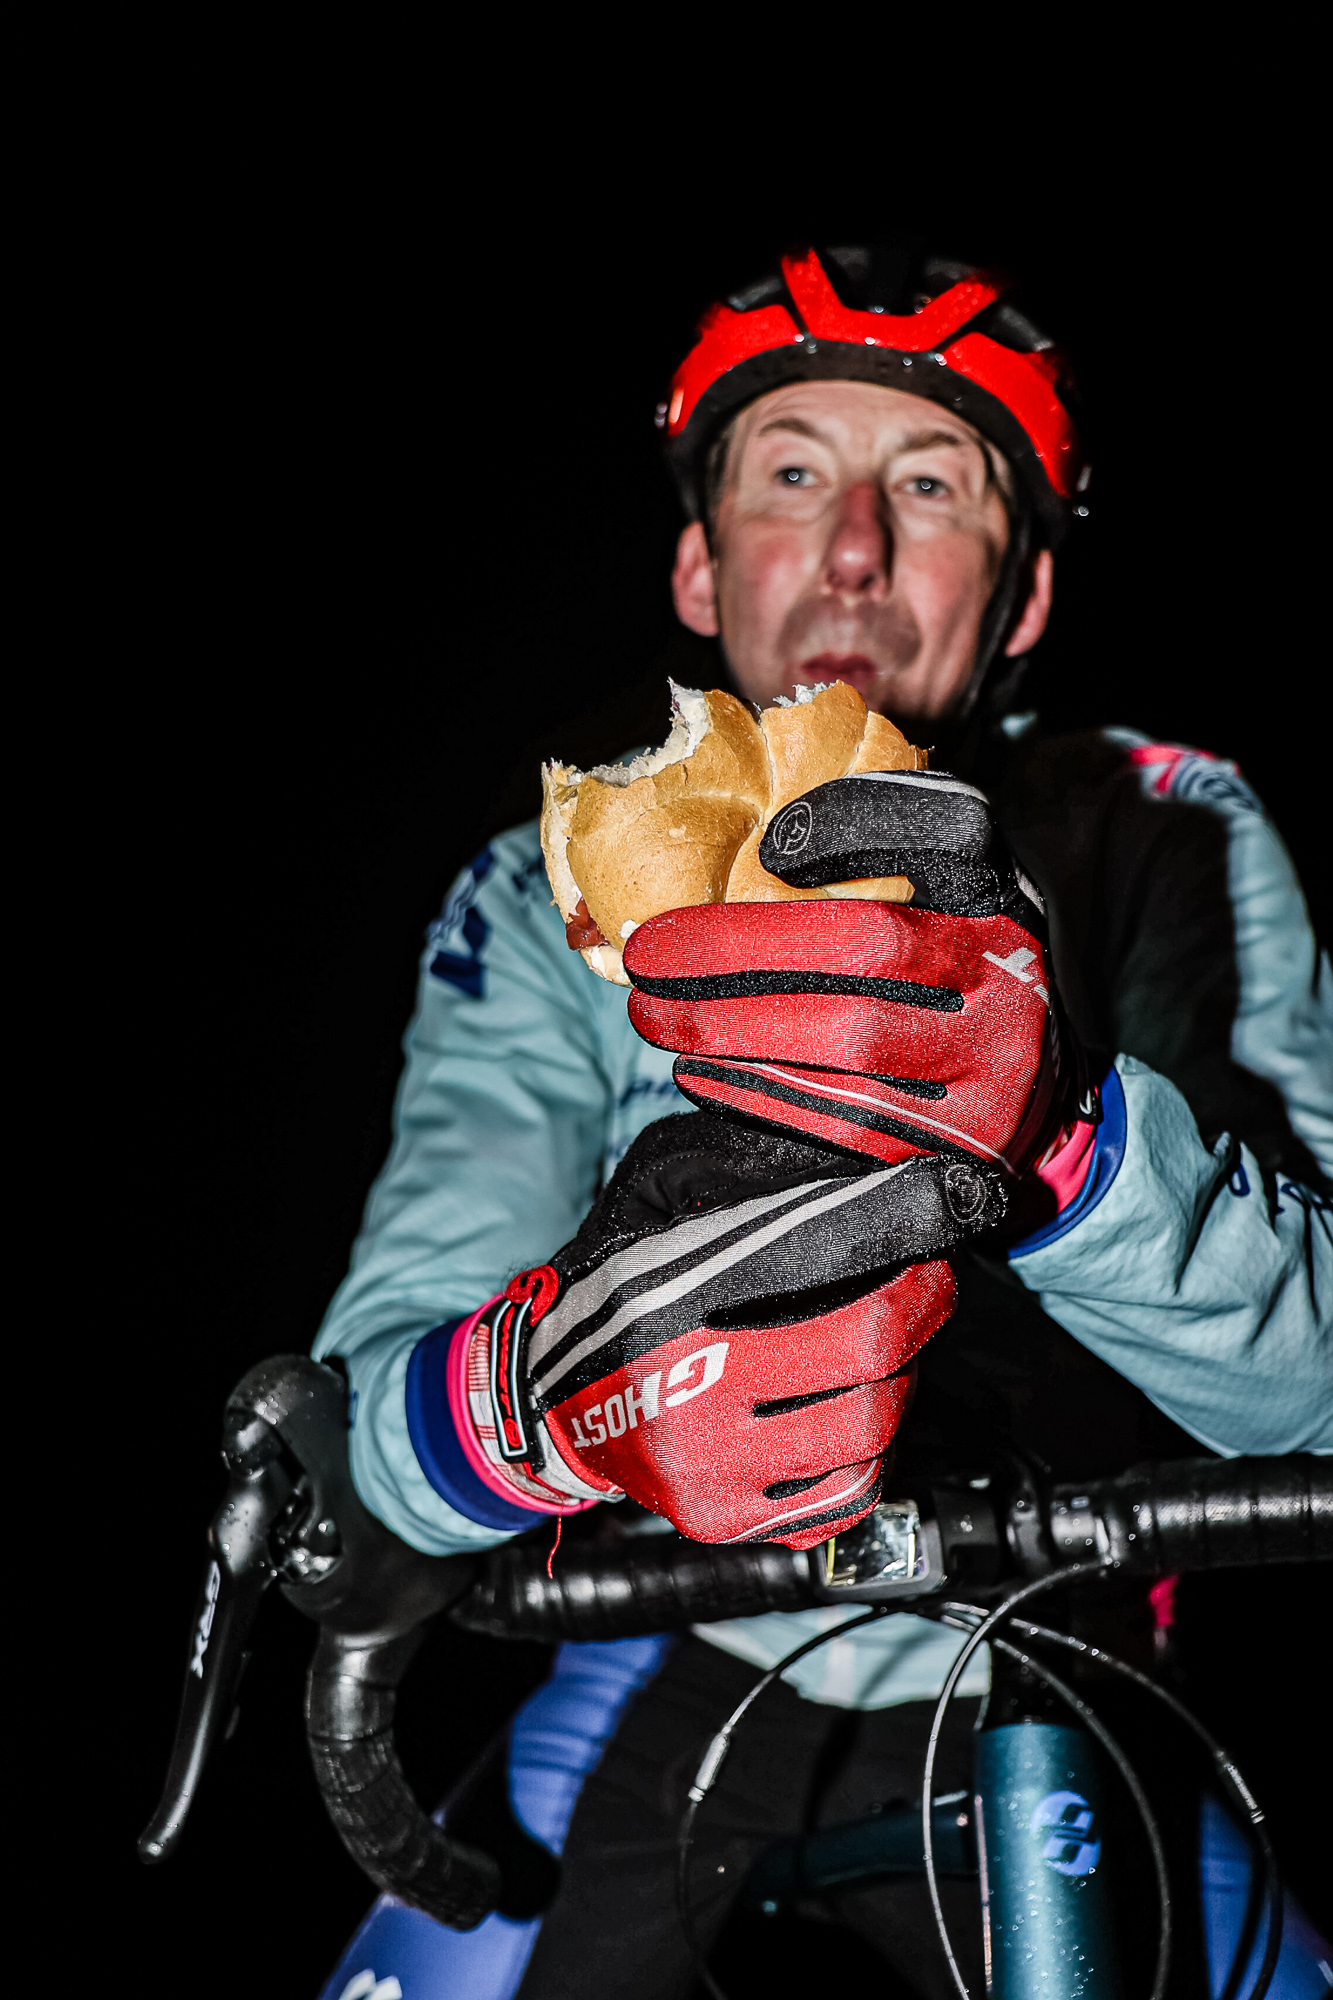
[823,480,890,597]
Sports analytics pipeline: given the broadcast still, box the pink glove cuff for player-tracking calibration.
[446,1299,599,1515]
[1033,1113,1098,1213]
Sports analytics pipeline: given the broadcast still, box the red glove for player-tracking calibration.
[452,1113,1006,1548]
[623,770,1091,1179]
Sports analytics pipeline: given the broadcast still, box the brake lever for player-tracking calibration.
[137,1370,299,1863]
[138,1355,498,1927]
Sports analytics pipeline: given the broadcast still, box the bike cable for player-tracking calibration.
[674,1606,891,2000]
[917,1561,1112,2000]
[1007,1616,1283,2000]
[985,1630,1172,2000]
[675,1552,1289,2000]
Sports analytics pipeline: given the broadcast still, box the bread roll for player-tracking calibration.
[541,680,927,984]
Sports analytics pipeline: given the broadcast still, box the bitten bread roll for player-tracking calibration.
[541,679,927,984]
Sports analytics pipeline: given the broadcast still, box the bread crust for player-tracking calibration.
[541,680,926,983]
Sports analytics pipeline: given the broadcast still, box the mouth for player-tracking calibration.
[792,653,882,695]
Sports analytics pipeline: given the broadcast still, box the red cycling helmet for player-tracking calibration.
[659,243,1086,551]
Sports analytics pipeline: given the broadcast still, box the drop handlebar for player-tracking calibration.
[140,1355,1332,1927]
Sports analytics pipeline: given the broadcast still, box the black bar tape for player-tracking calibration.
[1052,1455,1333,1574]
[453,1535,818,1641]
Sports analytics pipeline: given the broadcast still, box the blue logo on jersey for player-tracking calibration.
[428,848,494,999]
[1167,756,1261,816]
[617,1077,682,1109]
[510,852,548,898]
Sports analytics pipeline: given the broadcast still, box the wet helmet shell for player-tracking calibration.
[660,243,1086,551]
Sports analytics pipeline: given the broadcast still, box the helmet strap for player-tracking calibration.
[957,488,1039,726]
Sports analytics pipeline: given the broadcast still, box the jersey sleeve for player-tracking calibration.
[1010,1057,1331,1454]
[312,823,626,1553]
[1010,748,1332,1456]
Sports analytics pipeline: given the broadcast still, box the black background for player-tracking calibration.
[71,76,1328,1997]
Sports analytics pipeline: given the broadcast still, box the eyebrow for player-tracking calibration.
[754,415,827,443]
[753,416,979,455]
[897,427,979,455]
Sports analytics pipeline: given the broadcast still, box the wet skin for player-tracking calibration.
[671,379,1053,727]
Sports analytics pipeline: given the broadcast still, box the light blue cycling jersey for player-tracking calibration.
[313,731,1332,1707]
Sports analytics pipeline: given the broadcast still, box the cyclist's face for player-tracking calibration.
[672,379,1052,724]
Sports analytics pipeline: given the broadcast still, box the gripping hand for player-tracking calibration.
[623,770,1089,1178]
[459,1112,1005,1548]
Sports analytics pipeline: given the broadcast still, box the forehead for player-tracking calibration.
[732,378,991,461]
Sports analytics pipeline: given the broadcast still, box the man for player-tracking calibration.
[316,245,1331,1998]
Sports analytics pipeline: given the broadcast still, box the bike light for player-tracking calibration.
[812,1494,944,1604]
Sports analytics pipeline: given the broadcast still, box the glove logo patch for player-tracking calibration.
[567,1341,729,1449]
[942,1161,988,1223]
[768,799,813,857]
[982,944,1049,1005]
[664,1341,729,1406]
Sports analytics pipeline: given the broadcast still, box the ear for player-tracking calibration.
[672,522,720,637]
[1004,548,1054,656]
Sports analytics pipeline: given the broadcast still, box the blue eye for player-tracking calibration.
[912,477,943,495]
[777,466,810,485]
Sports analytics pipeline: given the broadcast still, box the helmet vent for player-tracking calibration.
[727,273,787,314]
